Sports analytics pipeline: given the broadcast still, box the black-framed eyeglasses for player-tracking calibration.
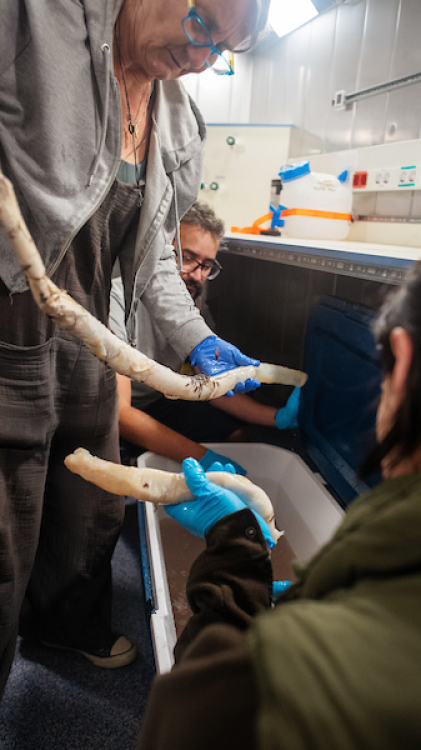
[181,252,222,280]
[182,0,234,76]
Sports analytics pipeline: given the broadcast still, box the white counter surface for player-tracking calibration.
[225,232,421,263]
[223,233,421,283]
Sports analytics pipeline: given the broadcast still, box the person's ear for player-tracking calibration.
[389,327,413,408]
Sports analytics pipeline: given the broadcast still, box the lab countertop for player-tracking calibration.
[222,233,421,283]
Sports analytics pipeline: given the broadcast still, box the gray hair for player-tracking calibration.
[236,0,272,52]
[182,201,225,240]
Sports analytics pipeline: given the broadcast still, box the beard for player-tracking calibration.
[186,280,203,301]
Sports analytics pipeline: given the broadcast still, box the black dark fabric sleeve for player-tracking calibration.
[138,624,259,750]
[137,509,273,750]
[175,508,273,660]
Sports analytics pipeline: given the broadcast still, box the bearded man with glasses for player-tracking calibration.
[110,202,300,474]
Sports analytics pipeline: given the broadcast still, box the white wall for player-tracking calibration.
[198,125,292,230]
[184,0,421,150]
[182,54,255,124]
[182,0,421,245]
[249,0,421,152]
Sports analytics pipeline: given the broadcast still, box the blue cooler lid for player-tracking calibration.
[300,297,382,508]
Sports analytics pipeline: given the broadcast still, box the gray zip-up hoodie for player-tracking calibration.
[0,0,212,359]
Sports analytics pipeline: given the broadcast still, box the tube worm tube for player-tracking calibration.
[0,174,307,399]
[65,448,283,543]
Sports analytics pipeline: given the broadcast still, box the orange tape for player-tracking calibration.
[280,208,352,221]
[231,209,352,235]
[231,213,273,235]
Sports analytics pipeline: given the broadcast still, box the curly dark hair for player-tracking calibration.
[361,260,421,476]
[182,201,225,240]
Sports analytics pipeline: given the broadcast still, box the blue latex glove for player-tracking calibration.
[275,387,301,430]
[165,458,275,548]
[272,580,293,599]
[199,448,247,476]
[190,336,260,396]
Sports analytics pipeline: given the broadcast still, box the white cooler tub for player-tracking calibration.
[137,442,344,674]
[137,296,383,674]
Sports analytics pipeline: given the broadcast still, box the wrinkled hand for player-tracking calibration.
[190,336,260,396]
[275,387,301,430]
[199,448,246,476]
[165,458,274,548]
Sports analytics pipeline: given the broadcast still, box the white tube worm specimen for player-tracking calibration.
[0,174,307,400]
[65,448,283,543]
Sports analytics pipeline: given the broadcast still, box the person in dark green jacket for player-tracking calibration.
[138,260,421,750]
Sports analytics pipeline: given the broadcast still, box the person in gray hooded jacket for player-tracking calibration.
[0,0,270,696]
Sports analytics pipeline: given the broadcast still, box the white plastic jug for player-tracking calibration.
[273,161,352,241]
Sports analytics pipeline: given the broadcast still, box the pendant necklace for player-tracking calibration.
[115,24,154,187]
[125,81,153,145]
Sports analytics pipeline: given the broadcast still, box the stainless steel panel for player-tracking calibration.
[324,1,367,152]
[351,0,399,147]
[289,127,325,159]
[352,192,378,216]
[282,23,312,129]
[391,0,421,78]
[228,54,254,123]
[194,68,237,124]
[185,56,253,124]
[376,189,413,217]
[251,41,291,124]
[329,1,367,94]
[384,83,421,143]
[410,191,421,216]
[351,95,389,148]
[324,106,355,152]
[358,0,399,88]
[249,47,286,124]
[195,0,421,154]
[301,10,337,147]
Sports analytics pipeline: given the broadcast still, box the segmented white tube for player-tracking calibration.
[65,448,283,543]
[0,174,307,400]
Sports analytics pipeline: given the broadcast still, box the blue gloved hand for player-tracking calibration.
[165,458,275,548]
[272,580,293,599]
[275,387,301,430]
[190,336,260,396]
[199,448,247,476]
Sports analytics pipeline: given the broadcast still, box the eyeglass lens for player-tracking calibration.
[183,15,211,46]
[182,12,233,75]
[181,254,221,279]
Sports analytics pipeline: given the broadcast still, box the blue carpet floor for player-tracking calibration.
[0,499,156,750]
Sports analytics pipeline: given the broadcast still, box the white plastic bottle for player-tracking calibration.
[274,161,352,241]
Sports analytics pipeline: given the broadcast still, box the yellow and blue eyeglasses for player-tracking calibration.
[182,0,234,75]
